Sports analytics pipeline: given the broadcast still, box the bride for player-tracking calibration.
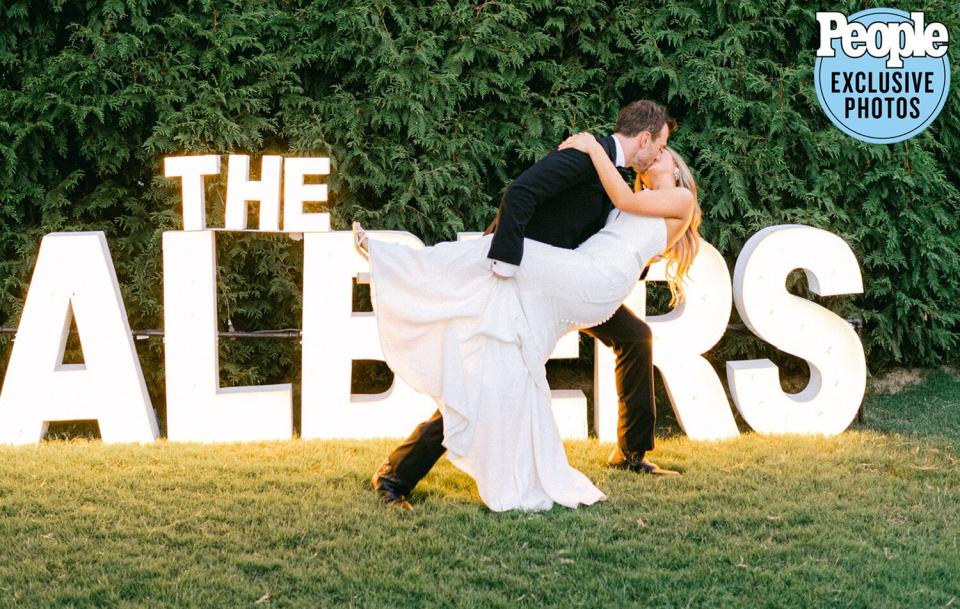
[353,132,701,512]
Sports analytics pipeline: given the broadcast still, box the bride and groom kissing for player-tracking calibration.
[353,99,700,512]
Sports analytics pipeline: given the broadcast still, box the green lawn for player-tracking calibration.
[1,370,958,608]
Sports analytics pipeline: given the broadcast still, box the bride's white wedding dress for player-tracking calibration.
[366,208,667,512]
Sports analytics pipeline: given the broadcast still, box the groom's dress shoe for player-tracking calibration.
[371,462,414,511]
[607,448,680,476]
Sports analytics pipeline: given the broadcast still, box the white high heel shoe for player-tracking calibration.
[352,221,369,259]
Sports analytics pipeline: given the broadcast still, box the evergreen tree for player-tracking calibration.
[1,1,957,418]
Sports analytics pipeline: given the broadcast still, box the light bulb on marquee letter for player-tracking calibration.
[726,224,865,435]
[283,157,330,232]
[164,155,220,230]
[162,231,293,442]
[301,231,436,439]
[0,232,159,445]
[225,155,283,231]
[594,238,739,442]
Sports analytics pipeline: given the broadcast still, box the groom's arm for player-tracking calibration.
[487,137,607,270]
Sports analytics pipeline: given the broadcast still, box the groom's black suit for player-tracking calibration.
[375,134,656,495]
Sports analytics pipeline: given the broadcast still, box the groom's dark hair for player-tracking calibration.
[614,100,676,138]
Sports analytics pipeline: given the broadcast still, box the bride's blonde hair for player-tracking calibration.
[633,147,702,307]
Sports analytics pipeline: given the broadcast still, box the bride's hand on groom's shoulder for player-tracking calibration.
[558,131,599,154]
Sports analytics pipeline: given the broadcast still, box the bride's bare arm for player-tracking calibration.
[558,132,692,220]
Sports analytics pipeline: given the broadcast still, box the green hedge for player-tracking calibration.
[1,1,958,415]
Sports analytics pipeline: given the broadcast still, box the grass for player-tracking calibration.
[1,369,959,608]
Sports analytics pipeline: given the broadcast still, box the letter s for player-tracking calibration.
[726,225,866,435]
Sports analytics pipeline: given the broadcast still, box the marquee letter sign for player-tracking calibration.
[0,233,159,444]
[726,225,866,435]
[164,155,220,231]
[301,230,436,439]
[594,240,740,442]
[225,155,283,232]
[163,231,293,442]
[0,156,868,445]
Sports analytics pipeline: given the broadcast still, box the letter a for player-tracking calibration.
[0,232,159,444]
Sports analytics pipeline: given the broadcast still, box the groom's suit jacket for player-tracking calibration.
[484,134,650,280]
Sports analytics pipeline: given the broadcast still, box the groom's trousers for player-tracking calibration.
[376,304,656,495]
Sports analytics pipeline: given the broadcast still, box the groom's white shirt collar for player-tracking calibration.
[612,133,626,167]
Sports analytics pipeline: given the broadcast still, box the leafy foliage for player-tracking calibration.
[1,0,957,409]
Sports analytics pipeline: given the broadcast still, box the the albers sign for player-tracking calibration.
[0,155,866,445]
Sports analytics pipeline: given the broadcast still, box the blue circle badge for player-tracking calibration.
[814,8,951,144]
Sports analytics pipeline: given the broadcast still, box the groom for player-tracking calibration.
[372,100,679,510]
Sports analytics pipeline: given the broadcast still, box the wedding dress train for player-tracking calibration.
[366,209,667,511]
